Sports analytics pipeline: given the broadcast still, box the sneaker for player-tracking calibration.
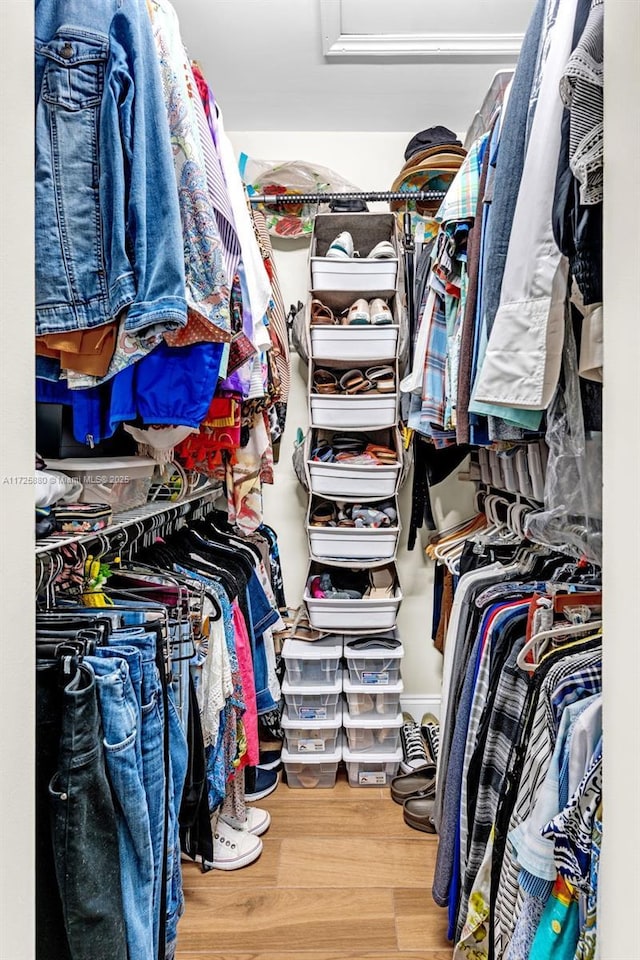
[245,766,280,802]
[367,240,396,259]
[258,747,282,771]
[220,806,271,837]
[211,819,263,870]
[326,231,354,259]
[400,712,430,774]
[420,712,440,766]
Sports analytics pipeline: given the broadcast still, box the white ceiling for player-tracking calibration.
[171,0,535,133]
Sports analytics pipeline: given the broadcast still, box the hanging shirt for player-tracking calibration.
[148,0,231,345]
[471,0,580,414]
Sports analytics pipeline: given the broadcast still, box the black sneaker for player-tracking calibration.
[420,712,440,767]
[400,712,430,774]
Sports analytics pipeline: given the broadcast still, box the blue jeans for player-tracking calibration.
[171,619,192,733]
[85,655,155,960]
[165,688,189,958]
[47,661,128,959]
[93,645,144,781]
[109,630,165,959]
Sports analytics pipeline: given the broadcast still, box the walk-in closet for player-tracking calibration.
[0,1,638,959]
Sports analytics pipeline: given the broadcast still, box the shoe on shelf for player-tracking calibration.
[258,747,282,771]
[220,806,271,837]
[212,819,263,870]
[369,298,394,325]
[390,763,437,805]
[343,298,370,325]
[367,240,396,259]
[245,765,280,802]
[421,712,440,766]
[326,231,354,259]
[400,712,430,773]
[403,795,437,834]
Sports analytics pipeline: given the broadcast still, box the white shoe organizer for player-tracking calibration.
[287,210,407,788]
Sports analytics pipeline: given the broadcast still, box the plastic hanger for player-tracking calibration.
[516,618,603,673]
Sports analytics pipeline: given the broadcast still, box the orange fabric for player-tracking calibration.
[36,322,118,377]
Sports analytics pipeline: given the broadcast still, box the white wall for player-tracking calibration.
[228,130,476,702]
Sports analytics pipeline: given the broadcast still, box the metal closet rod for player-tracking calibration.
[246,189,446,204]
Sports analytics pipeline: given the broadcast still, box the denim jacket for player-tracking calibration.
[35,0,187,336]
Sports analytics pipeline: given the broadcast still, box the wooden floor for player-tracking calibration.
[176,771,451,960]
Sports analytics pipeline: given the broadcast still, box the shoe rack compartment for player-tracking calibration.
[310,213,399,292]
[306,428,403,500]
[308,291,401,363]
[309,359,398,431]
[306,496,401,564]
[304,561,402,633]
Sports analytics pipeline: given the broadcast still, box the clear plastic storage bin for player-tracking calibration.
[282,737,343,789]
[343,744,402,786]
[342,709,403,754]
[282,673,343,722]
[344,633,404,685]
[282,635,343,686]
[46,457,156,511]
[281,704,343,755]
[343,676,403,718]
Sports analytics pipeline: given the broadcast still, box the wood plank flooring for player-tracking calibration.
[176,771,451,959]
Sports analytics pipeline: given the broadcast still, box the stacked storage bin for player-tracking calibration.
[280,632,405,788]
[281,636,344,789]
[286,211,408,787]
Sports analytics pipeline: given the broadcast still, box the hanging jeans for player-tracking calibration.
[85,654,155,960]
[109,629,166,959]
[165,688,189,960]
[45,660,128,960]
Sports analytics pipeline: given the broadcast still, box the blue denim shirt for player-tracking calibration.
[35,0,187,336]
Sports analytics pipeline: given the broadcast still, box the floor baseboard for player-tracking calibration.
[400,694,441,721]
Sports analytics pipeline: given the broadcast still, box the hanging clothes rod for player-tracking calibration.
[246,189,446,204]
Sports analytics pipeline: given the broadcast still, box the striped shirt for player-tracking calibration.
[492,645,602,957]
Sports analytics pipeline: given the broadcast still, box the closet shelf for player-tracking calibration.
[35,483,223,556]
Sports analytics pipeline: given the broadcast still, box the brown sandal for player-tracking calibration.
[311,299,336,325]
[313,369,339,394]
